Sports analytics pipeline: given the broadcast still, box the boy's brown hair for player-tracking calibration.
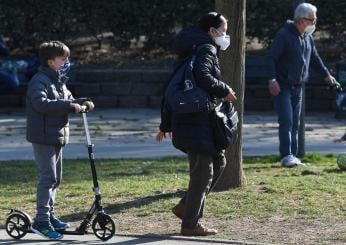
[39,41,70,67]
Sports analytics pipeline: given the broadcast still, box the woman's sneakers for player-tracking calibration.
[50,215,70,230]
[31,220,63,240]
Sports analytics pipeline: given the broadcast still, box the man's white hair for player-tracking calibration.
[294,3,317,21]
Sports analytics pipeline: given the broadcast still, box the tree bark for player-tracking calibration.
[214,0,246,190]
[295,0,306,158]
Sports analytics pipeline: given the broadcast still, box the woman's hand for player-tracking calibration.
[156,131,172,143]
[224,89,237,102]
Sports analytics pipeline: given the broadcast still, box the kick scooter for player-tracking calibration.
[5,106,116,241]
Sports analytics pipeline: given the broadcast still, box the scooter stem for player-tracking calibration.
[82,112,92,146]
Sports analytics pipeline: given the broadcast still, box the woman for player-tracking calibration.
[156,12,236,236]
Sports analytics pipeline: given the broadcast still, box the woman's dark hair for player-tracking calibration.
[199,12,226,32]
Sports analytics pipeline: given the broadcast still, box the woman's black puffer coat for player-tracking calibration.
[160,27,231,154]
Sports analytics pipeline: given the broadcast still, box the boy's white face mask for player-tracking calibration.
[214,35,231,50]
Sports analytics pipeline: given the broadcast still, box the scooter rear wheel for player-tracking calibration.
[5,212,30,239]
[92,213,116,241]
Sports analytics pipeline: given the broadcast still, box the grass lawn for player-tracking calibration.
[0,154,345,244]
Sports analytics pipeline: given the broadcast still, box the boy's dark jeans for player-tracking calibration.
[181,150,226,228]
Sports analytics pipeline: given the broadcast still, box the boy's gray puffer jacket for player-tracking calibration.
[26,67,74,146]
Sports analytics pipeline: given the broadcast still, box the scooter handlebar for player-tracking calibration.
[80,105,88,113]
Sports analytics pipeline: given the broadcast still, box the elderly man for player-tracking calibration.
[267,3,337,167]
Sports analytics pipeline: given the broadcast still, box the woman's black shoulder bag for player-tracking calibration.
[212,101,239,150]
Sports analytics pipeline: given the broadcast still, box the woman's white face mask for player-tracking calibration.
[214,35,231,50]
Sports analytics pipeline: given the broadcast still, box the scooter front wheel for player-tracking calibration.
[92,213,116,241]
[5,212,30,239]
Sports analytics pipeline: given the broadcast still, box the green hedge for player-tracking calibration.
[0,0,213,50]
[0,0,344,51]
[247,0,346,48]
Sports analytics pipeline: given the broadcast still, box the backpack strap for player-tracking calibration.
[189,44,218,112]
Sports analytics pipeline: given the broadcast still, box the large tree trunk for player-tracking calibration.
[214,0,246,190]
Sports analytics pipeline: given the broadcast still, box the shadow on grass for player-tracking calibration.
[244,164,281,170]
[102,169,188,178]
[243,155,280,164]
[323,168,345,173]
[60,190,185,222]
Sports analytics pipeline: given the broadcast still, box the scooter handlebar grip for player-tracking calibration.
[80,105,88,113]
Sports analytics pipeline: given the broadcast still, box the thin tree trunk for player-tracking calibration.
[292,0,305,10]
[214,0,246,190]
[295,0,306,158]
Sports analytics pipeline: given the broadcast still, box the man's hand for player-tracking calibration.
[224,89,237,102]
[325,75,343,92]
[156,131,172,143]
[324,75,336,86]
[268,80,281,96]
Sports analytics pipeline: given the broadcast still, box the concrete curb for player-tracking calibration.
[0,227,275,245]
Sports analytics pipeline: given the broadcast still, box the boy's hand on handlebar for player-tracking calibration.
[84,101,95,111]
[70,103,83,113]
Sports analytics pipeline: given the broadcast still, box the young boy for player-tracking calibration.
[26,41,94,240]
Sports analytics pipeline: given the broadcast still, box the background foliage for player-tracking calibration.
[246,0,346,48]
[0,0,344,51]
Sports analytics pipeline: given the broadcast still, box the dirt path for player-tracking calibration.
[107,214,345,244]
